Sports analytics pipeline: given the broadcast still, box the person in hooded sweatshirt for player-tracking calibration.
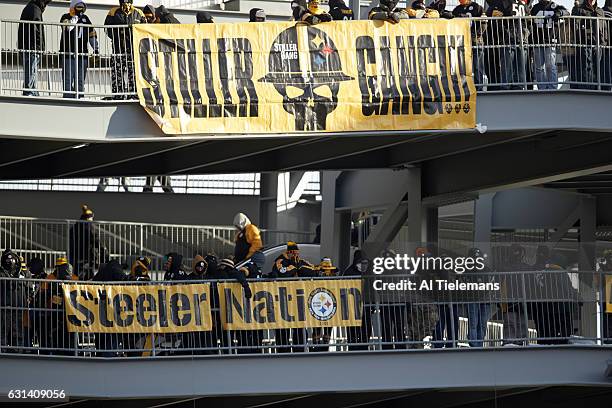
[196,11,214,23]
[329,0,354,20]
[59,1,98,98]
[92,260,126,356]
[249,8,266,22]
[163,252,188,281]
[343,250,373,350]
[18,0,52,96]
[233,213,264,267]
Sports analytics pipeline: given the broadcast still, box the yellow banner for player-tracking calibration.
[133,20,476,134]
[218,279,363,330]
[606,276,612,313]
[63,283,213,333]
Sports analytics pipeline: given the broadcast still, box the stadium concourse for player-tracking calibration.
[1,0,612,407]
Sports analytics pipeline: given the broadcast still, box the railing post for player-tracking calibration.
[596,17,601,91]
[0,19,4,96]
[521,272,529,345]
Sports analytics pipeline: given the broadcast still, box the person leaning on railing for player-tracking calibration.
[59,1,99,99]
[38,257,78,355]
[404,0,441,19]
[452,0,487,90]
[486,0,532,90]
[17,0,52,96]
[233,212,264,268]
[603,1,612,90]
[329,0,354,20]
[271,242,317,352]
[104,0,145,100]
[0,249,28,352]
[368,0,408,23]
[294,0,333,25]
[311,257,340,351]
[570,0,607,89]
[342,249,373,350]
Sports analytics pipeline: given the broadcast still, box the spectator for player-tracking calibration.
[17,0,52,96]
[294,0,333,24]
[530,0,568,90]
[97,177,132,192]
[196,10,214,23]
[271,242,317,278]
[156,6,180,23]
[571,0,607,89]
[0,249,28,352]
[377,249,409,349]
[26,257,46,351]
[92,260,126,356]
[233,212,264,266]
[163,252,188,281]
[271,242,316,352]
[465,247,492,347]
[104,0,145,100]
[369,0,407,23]
[38,257,78,355]
[249,8,266,22]
[69,204,101,281]
[143,4,156,23]
[529,246,576,344]
[500,244,530,345]
[486,0,531,90]
[130,256,151,281]
[604,0,612,89]
[59,1,98,99]
[343,250,373,350]
[429,0,453,19]
[406,247,439,349]
[329,0,354,20]
[216,258,256,353]
[600,249,612,343]
[312,257,339,351]
[405,0,440,18]
[143,176,174,193]
[453,0,486,90]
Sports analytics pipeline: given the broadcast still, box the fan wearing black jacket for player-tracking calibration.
[329,0,354,20]
[18,0,52,96]
[453,0,486,89]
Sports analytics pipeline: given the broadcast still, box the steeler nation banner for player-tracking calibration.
[133,20,476,134]
[218,279,363,330]
[63,283,213,333]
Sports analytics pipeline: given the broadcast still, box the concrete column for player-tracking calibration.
[578,196,597,338]
[407,167,423,255]
[259,172,278,231]
[321,171,351,270]
[474,193,494,258]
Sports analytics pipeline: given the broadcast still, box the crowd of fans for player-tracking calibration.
[13,0,612,98]
[1,203,612,356]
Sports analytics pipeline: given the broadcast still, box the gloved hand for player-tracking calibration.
[389,11,402,23]
[310,15,321,24]
[93,48,100,55]
[243,283,253,299]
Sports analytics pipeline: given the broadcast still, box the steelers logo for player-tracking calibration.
[308,288,337,321]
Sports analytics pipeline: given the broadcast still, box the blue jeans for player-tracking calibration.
[467,303,491,347]
[21,51,40,96]
[473,48,485,91]
[434,304,459,348]
[62,55,88,98]
[534,46,558,90]
[501,46,527,90]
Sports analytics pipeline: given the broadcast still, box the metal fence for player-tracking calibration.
[0,216,314,280]
[0,270,607,357]
[0,172,322,196]
[1,16,612,100]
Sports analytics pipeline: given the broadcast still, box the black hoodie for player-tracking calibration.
[343,250,367,276]
[329,0,354,20]
[157,6,180,23]
[164,252,188,280]
[93,260,127,282]
[196,11,214,23]
[18,0,49,51]
[249,8,266,22]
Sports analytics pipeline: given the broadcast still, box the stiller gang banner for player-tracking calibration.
[133,20,476,134]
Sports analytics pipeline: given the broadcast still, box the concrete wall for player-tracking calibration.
[0,190,259,225]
